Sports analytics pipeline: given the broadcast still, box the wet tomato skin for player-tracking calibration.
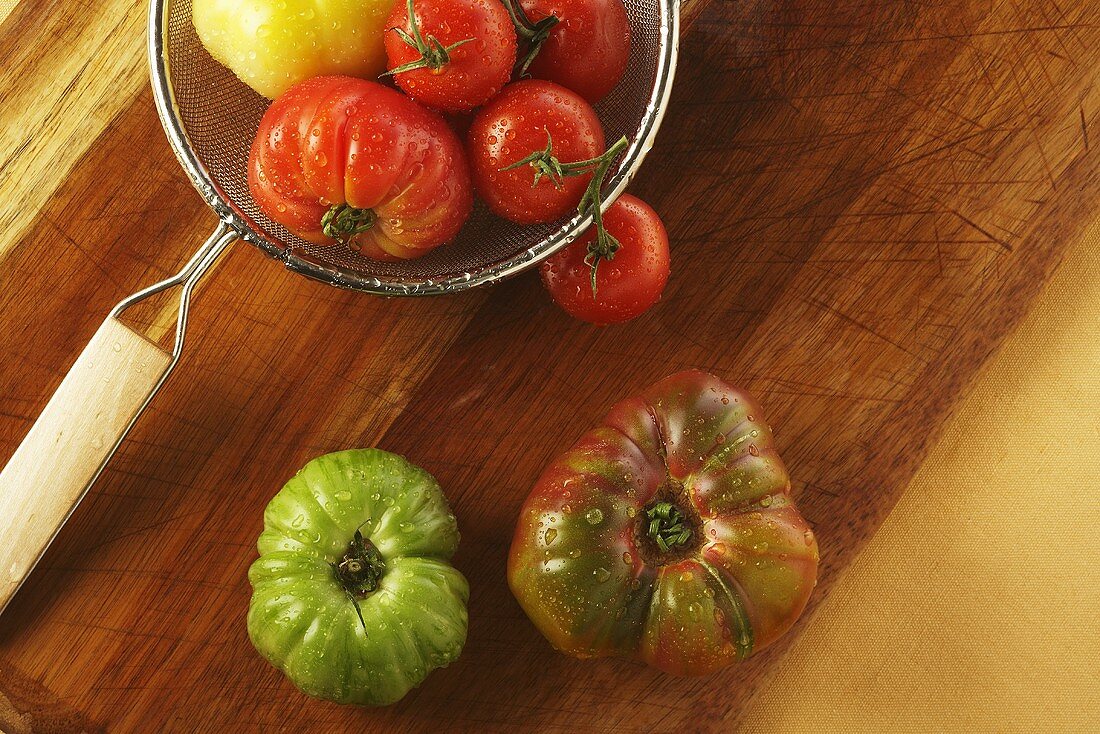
[508,370,820,676]
[249,76,473,260]
[385,0,517,113]
[520,0,631,103]
[467,79,604,225]
[540,194,669,325]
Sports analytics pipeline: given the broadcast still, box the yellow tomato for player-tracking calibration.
[193,0,395,99]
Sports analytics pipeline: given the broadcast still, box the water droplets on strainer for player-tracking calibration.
[151,0,678,295]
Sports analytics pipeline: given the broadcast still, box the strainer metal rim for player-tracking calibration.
[148,0,679,296]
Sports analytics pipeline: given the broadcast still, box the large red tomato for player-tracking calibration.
[249,76,473,261]
[509,370,819,676]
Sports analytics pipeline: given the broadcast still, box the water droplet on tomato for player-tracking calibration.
[544,527,558,545]
[593,567,611,582]
[584,508,603,525]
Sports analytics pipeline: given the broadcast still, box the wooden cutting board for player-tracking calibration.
[1,0,1097,731]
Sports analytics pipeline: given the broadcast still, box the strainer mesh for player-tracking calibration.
[165,0,664,286]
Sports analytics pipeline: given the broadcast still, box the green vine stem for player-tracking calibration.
[331,529,386,629]
[499,0,560,76]
[576,136,629,298]
[384,0,475,76]
[502,132,628,297]
[322,203,376,244]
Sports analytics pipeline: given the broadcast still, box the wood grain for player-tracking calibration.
[1,0,1098,731]
[0,318,173,613]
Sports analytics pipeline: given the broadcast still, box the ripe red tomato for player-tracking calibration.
[540,194,669,325]
[511,0,631,103]
[385,0,517,113]
[248,76,473,261]
[468,80,605,224]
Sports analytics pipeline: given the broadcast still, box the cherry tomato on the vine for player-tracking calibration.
[249,76,473,261]
[540,194,669,325]
[505,0,631,103]
[468,79,605,224]
[385,0,517,113]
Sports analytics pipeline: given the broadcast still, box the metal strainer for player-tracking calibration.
[0,0,678,612]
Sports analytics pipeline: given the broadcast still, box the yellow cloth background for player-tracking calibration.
[739,223,1100,731]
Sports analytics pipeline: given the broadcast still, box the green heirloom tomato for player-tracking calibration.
[508,370,820,676]
[193,0,395,99]
[248,449,468,705]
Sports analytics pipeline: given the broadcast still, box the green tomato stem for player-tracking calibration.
[499,0,560,75]
[322,203,376,243]
[384,0,475,76]
[334,529,386,597]
[644,501,693,552]
[500,133,629,299]
[578,136,629,299]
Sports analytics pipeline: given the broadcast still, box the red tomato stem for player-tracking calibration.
[321,203,377,243]
[498,132,630,293]
[384,0,476,76]
[576,135,629,298]
[499,0,560,74]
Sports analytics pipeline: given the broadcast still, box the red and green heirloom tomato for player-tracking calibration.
[508,371,819,676]
[503,0,631,103]
[249,76,473,261]
[540,193,669,325]
[468,79,605,224]
[248,449,468,706]
[385,0,517,113]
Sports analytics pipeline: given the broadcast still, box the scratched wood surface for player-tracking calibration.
[1,0,1098,731]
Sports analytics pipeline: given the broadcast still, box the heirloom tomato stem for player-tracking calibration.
[322,203,377,243]
[332,529,386,629]
[645,501,693,552]
[636,482,702,566]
